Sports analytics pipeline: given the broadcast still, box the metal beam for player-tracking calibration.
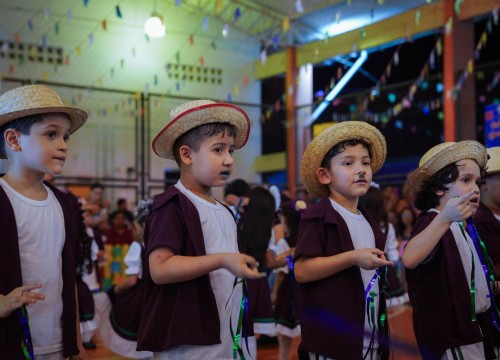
[255,0,498,79]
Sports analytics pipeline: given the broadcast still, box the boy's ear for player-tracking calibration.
[4,128,21,151]
[316,167,332,186]
[178,144,193,166]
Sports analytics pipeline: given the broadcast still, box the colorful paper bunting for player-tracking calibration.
[234,7,241,22]
[283,17,290,33]
[115,5,122,18]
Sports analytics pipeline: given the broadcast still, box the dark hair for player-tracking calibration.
[172,123,236,166]
[280,201,303,247]
[117,198,127,207]
[237,186,276,271]
[398,206,416,237]
[90,183,104,191]
[224,178,250,197]
[108,209,127,223]
[358,186,388,232]
[412,160,490,211]
[414,163,459,211]
[0,114,45,157]
[320,139,372,168]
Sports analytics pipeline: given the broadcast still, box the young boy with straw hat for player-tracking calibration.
[474,146,500,356]
[475,147,500,275]
[0,84,89,359]
[294,121,392,360]
[137,100,264,359]
[403,141,496,359]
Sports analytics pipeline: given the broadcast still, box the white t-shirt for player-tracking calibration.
[81,231,100,292]
[124,241,143,278]
[330,198,379,350]
[0,178,65,355]
[155,180,254,360]
[384,223,399,263]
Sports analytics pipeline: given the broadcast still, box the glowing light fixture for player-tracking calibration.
[144,1,165,38]
[144,14,165,37]
[307,50,368,126]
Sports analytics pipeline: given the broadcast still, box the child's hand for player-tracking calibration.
[0,284,44,318]
[354,248,393,270]
[275,248,295,262]
[441,191,477,223]
[223,254,266,279]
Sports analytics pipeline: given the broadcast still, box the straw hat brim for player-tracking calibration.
[300,121,387,198]
[0,106,88,134]
[486,147,500,175]
[408,140,487,193]
[152,103,250,159]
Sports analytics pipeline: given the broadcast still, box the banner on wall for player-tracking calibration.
[484,104,500,147]
[312,122,337,138]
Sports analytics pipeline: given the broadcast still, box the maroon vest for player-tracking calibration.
[294,196,390,360]
[474,201,500,266]
[406,211,486,359]
[137,187,254,352]
[0,181,79,359]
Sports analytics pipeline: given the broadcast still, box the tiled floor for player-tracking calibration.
[86,304,420,359]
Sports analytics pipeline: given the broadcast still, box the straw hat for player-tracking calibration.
[300,121,387,197]
[408,141,488,193]
[0,85,87,134]
[152,99,250,159]
[486,146,500,175]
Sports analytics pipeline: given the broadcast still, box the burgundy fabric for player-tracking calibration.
[385,264,405,298]
[474,201,500,350]
[137,187,255,352]
[474,202,500,268]
[76,278,94,321]
[246,277,274,326]
[105,227,134,246]
[293,196,389,360]
[109,244,146,341]
[0,181,79,359]
[274,272,300,329]
[405,211,490,359]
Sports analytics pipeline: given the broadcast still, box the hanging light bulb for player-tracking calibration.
[144,0,165,38]
[144,14,165,37]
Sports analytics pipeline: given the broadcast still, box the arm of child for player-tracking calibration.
[149,247,265,284]
[265,249,287,270]
[114,275,138,294]
[294,248,392,283]
[402,191,476,270]
[0,283,44,318]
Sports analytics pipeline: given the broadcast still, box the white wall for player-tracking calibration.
[0,1,263,204]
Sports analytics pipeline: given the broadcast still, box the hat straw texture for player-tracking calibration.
[408,141,488,193]
[300,121,387,197]
[0,84,87,134]
[486,146,500,175]
[152,99,250,159]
